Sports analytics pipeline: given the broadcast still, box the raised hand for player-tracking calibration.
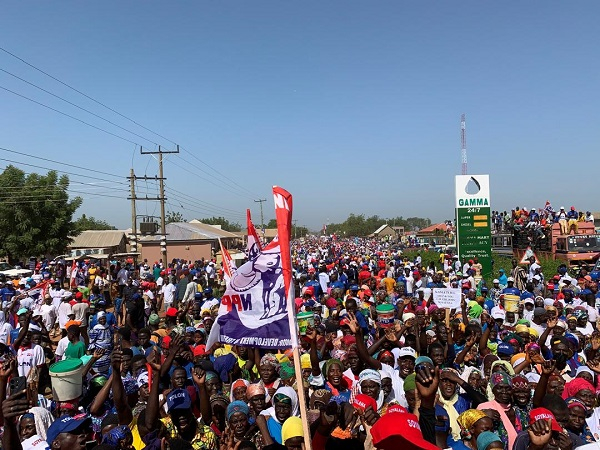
[1,389,29,422]
[527,419,552,447]
[415,363,439,399]
[540,359,556,376]
[346,313,359,334]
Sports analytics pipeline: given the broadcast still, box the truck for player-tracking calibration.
[512,221,600,267]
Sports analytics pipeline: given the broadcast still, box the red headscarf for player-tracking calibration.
[562,377,595,400]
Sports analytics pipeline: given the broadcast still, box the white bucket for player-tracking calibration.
[49,360,83,401]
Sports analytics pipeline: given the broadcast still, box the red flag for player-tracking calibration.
[246,209,263,258]
[219,238,236,283]
[272,186,297,348]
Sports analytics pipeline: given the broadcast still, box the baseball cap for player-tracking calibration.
[507,277,515,282]
[492,310,506,320]
[148,313,160,325]
[529,408,563,432]
[167,388,192,412]
[493,279,499,283]
[193,345,207,357]
[523,298,535,306]
[349,284,359,291]
[497,343,515,356]
[166,307,178,317]
[353,393,377,412]
[46,415,92,445]
[534,307,546,317]
[397,347,417,360]
[17,308,28,316]
[370,412,439,450]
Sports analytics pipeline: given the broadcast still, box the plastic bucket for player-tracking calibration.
[504,294,520,313]
[49,359,83,401]
[376,304,396,328]
[297,311,314,335]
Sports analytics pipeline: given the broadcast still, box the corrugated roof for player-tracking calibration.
[417,223,447,233]
[373,224,393,235]
[139,222,239,242]
[69,230,127,248]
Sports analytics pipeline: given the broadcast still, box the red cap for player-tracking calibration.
[75,291,83,300]
[386,404,408,414]
[162,335,171,349]
[370,412,439,450]
[341,335,356,347]
[352,394,377,412]
[339,318,350,327]
[166,307,178,317]
[193,345,207,357]
[529,408,562,432]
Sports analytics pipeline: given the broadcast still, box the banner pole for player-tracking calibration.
[293,345,313,450]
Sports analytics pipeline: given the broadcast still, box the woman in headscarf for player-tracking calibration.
[259,353,281,399]
[460,367,485,398]
[308,357,351,402]
[226,400,264,450]
[451,409,494,450]
[0,311,13,345]
[260,386,299,444]
[209,393,230,437]
[511,375,531,429]
[246,383,267,423]
[88,311,113,375]
[230,378,250,403]
[562,377,596,410]
[436,368,473,447]
[19,407,55,449]
[205,371,223,398]
[477,372,522,450]
[565,397,595,443]
[307,389,332,425]
[350,369,389,414]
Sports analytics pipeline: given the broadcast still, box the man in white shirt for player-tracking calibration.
[57,293,73,330]
[161,279,176,312]
[49,281,65,310]
[528,256,541,282]
[14,322,45,378]
[39,294,57,332]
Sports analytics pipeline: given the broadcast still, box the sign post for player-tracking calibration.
[455,175,493,279]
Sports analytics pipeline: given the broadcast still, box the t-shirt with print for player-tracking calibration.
[17,344,45,377]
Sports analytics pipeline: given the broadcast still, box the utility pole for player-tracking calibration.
[254,199,266,233]
[139,145,179,263]
[128,168,137,253]
[293,219,298,239]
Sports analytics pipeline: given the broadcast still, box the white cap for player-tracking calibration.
[560,206,565,209]
[425,330,437,337]
[493,279,499,283]
[492,310,506,320]
[555,320,567,329]
[507,277,515,282]
[523,298,534,305]
[397,347,417,359]
[402,312,416,322]
[533,275,541,281]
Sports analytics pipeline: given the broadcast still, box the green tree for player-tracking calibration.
[199,216,242,232]
[74,214,116,231]
[0,165,82,260]
[326,213,432,237]
[166,211,185,224]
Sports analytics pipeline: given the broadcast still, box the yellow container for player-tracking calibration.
[504,294,520,313]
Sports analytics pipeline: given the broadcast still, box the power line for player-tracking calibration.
[0,147,125,180]
[180,146,261,198]
[0,46,178,146]
[165,185,246,216]
[0,85,149,149]
[0,46,264,201]
[0,68,162,147]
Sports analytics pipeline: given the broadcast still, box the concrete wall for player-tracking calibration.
[140,242,213,263]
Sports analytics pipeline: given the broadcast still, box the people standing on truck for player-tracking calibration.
[567,206,579,234]
[585,211,594,223]
[557,206,569,234]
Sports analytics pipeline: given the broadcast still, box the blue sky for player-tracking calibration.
[1,2,599,231]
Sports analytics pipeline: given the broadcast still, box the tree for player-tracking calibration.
[0,165,82,261]
[74,214,116,231]
[199,216,242,232]
[325,213,432,237]
[166,211,185,224]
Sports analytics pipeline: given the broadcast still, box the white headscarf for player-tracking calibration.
[259,386,299,424]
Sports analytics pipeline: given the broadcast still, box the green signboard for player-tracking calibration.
[455,175,492,279]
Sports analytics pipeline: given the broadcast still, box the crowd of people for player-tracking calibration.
[491,203,595,236]
[0,235,600,450]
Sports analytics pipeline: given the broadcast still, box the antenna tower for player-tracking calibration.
[461,113,467,175]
